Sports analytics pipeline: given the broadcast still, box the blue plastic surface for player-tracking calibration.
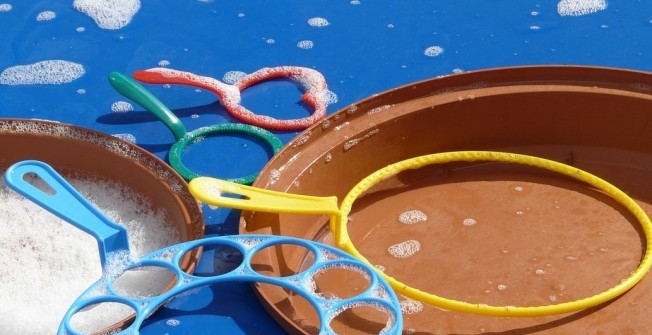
[2,1,652,334]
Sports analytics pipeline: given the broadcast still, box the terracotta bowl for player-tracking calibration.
[241,66,652,334]
[0,118,204,333]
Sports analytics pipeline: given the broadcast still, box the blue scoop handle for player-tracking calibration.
[4,160,130,268]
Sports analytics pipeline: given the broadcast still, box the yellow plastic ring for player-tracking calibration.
[336,151,652,317]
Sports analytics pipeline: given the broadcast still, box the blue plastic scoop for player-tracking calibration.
[4,160,403,335]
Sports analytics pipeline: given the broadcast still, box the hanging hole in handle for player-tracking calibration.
[22,172,56,196]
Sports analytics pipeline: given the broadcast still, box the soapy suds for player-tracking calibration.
[73,0,141,30]
[424,45,444,57]
[557,0,606,16]
[0,177,181,334]
[0,3,12,12]
[111,101,134,113]
[308,17,330,27]
[0,60,85,85]
[387,240,421,258]
[36,11,56,21]
[157,60,171,67]
[343,128,379,151]
[297,40,314,49]
[400,297,424,315]
[398,210,427,224]
[112,133,137,143]
[223,70,247,85]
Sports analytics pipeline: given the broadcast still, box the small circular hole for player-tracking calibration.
[251,242,315,277]
[180,242,243,277]
[69,302,135,335]
[329,303,394,334]
[112,265,177,298]
[310,264,371,299]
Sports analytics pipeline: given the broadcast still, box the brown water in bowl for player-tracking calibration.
[242,66,652,334]
[0,119,204,334]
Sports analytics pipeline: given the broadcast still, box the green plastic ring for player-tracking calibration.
[169,123,283,185]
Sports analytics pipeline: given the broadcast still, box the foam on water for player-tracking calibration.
[36,11,56,21]
[0,60,85,85]
[112,133,137,144]
[424,45,444,57]
[400,297,424,315]
[557,0,606,16]
[398,210,427,224]
[307,17,330,27]
[73,0,141,30]
[0,3,13,12]
[111,101,134,113]
[297,40,314,49]
[0,177,180,334]
[387,240,421,258]
[223,70,247,85]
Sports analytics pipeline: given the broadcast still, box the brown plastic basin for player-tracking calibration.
[0,118,204,334]
[241,66,652,334]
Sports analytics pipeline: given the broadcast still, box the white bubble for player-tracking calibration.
[222,70,246,85]
[265,38,275,44]
[424,45,444,57]
[388,240,421,258]
[308,17,329,27]
[398,210,427,224]
[73,0,141,30]
[557,0,606,16]
[166,319,181,326]
[77,88,86,94]
[0,3,12,12]
[157,60,171,67]
[237,12,245,17]
[36,11,56,21]
[350,0,361,5]
[297,40,314,49]
[463,218,477,226]
[400,298,424,315]
[530,25,541,30]
[111,101,134,113]
[76,26,86,32]
[0,60,85,85]
[497,284,508,291]
[112,133,137,143]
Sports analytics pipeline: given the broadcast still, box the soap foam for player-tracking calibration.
[73,0,141,30]
[308,17,330,27]
[0,176,181,334]
[424,46,444,57]
[0,3,12,12]
[398,210,427,224]
[557,0,606,16]
[297,40,314,49]
[36,11,56,21]
[0,60,85,85]
[111,100,134,113]
[387,240,421,259]
[222,70,247,85]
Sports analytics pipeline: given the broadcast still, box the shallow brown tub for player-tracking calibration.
[240,66,652,334]
[0,119,204,333]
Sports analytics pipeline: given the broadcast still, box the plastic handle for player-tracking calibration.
[189,177,341,215]
[108,71,187,141]
[3,160,130,268]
